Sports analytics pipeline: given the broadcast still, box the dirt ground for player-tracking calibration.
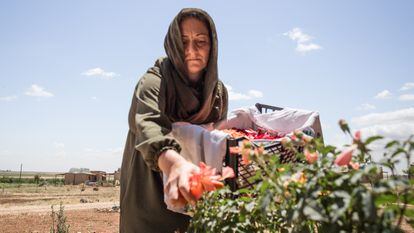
[0,185,119,207]
[0,184,120,233]
[0,209,119,233]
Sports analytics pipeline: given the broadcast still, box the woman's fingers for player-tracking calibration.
[164,160,202,207]
[170,193,187,208]
[178,174,196,205]
[166,177,179,200]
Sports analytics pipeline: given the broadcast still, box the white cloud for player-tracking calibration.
[225,84,264,101]
[25,84,54,97]
[283,28,322,54]
[400,82,414,91]
[374,90,392,99]
[248,90,264,98]
[398,94,414,101]
[82,67,119,79]
[283,27,312,43]
[351,108,414,174]
[296,43,322,53]
[352,108,414,140]
[0,95,17,101]
[229,92,251,101]
[91,96,98,101]
[357,103,376,111]
[359,123,414,141]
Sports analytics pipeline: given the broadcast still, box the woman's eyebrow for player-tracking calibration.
[195,33,209,37]
[181,34,209,39]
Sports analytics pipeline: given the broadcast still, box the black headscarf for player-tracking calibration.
[150,8,223,124]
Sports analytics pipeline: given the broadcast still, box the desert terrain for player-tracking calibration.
[0,183,120,233]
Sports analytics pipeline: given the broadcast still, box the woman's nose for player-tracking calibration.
[185,41,197,56]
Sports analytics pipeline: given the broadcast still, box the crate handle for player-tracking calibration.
[255,103,283,114]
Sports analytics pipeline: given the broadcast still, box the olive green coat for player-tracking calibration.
[119,58,228,233]
[120,8,226,232]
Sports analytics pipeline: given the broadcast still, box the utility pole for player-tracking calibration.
[19,163,22,184]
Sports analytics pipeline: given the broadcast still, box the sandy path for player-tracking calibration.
[0,201,118,215]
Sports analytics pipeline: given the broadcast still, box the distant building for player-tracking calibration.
[90,170,107,182]
[64,172,95,185]
[107,168,121,184]
[63,170,107,185]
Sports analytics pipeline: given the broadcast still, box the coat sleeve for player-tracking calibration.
[134,74,181,172]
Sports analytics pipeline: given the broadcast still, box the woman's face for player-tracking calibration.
[180,17,211,83]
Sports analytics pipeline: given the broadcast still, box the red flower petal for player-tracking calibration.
[334,145,356,166]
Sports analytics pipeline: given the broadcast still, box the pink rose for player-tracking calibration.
[349,162,360,170]
[354,130,361,141]
[304,149,318,164]
[334,145,357,166]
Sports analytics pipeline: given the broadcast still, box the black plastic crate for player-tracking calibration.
[222,103,322,191]
[224,136,298,191]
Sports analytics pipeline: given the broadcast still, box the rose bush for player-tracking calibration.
[187,120,413,233]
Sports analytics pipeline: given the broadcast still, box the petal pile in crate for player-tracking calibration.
[222,127,283,140]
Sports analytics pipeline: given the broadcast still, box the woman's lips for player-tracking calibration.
[186,59,201,62]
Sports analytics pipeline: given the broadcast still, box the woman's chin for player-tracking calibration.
[186,67,203,76]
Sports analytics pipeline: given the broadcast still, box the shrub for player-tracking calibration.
[50,202,70,233]
[188,120,413,233]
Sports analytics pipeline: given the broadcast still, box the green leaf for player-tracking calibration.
[391,148,406,158]
[237,188,250,195]
[365,136,383,145]
[385,140,399,149]
[319,145,336,155]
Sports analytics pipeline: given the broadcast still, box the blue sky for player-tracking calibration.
[1,1,413,172]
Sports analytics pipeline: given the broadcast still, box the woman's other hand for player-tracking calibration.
[158,149,200,208]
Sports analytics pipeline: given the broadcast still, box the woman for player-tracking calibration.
[120,8,228,233]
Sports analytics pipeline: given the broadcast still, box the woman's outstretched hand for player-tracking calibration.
[158,149,200,208]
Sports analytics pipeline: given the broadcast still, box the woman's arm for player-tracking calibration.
[134,74,180,172]
[134,73,199,206]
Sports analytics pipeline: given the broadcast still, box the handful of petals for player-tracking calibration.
[189,162,235,200]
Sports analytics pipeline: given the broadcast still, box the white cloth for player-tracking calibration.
[163,122,228,214]
[215,106,322,138]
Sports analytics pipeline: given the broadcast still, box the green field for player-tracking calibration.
[0,171,63,178]
[0,171,64,186]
